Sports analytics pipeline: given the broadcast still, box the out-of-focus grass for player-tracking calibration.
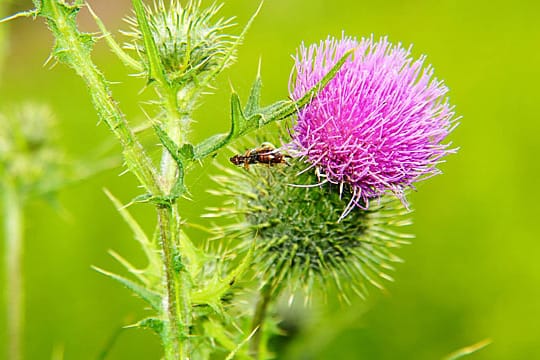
[0,0,539,358]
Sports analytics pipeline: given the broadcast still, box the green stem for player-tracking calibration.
[153,54,197,359]
[157,205,181,359]
[157,88,194,360]
[172,206,192,358]
[40,0,161,196]
[4,180,24,360]
[249,284,274,359]
[157,205,192,360]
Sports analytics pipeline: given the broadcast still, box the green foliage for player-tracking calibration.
[3,0,539,358]
[93,266,162,312]
[34,0,94,76]
[104,189,162,287]
[138,317,166,339]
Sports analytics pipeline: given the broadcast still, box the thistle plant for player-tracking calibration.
[2,1,458,359]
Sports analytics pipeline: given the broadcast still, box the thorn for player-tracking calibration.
[228,78,236,92]
[257,56,262,78]
[43,53,54,68]
[0,9,37,24]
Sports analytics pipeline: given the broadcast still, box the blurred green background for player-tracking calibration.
[1,0,539,359]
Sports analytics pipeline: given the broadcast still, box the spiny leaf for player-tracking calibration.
[131,0,166,85]
[33,0,161,196]
[193,49,352,159]
[86,3,142,71]
[202,320,252,360]
[192,241,254,306]
[104,189,161,283]
[34,1,94,65]
[108,250,148,286]
[229,92,256,138]
[152,123,189,198]
[243,61,263,116]
[137,317,166,339]
[93,266,161,311]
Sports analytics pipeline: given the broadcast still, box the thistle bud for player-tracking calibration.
[123,0,236,87]
[0,103,64,196]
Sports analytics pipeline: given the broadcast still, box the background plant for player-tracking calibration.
[0,5,117,359]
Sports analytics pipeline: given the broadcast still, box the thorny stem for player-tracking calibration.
[156,204,193,360]
[157,87,195,360]
[249,284,274,359]
[41,0,161,196]
[157,205,181,359]
[172,206,192,358]
[4,180,24,360]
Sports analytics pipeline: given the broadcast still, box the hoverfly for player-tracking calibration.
[230,144,289,170]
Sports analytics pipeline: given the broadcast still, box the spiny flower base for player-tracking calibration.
[208,160,413,302]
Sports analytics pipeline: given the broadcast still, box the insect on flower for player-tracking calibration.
[229,144,290,170]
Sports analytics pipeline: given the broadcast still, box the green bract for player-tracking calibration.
[208,159,413,301]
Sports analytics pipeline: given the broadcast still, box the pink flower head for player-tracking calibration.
[289,35,457,212]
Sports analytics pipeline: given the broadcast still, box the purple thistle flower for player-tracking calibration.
[289,35,457,214]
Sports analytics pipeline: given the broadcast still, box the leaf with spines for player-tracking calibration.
[137,317,166,340]
[93,266,161,311]
[152,123,192,199]
[243,62,263,116]
[104,189,161,287]
[86,3,143,72]
[193,49,353,160]
[202,320,253,360]
[191,241,254,307]
[131,0,165,85]
[33,0,95,70]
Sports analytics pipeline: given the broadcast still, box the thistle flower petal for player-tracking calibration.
[290,35,457,210]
